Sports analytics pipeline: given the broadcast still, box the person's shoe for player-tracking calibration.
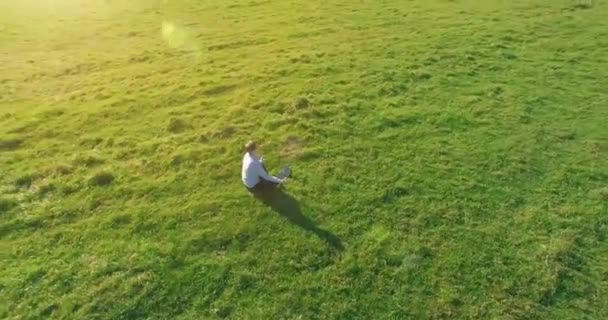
[278,166,292,179]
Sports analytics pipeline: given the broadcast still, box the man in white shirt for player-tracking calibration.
[242,141,287,194]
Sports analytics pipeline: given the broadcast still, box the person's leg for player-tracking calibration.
[248,179,279,195]
[258,179,279,193]
[258,163,280,192]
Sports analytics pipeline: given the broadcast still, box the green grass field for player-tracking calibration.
[1,0,607,318]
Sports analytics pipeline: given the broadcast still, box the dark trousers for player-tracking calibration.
[247,163,279,194]
[247,179,279,194]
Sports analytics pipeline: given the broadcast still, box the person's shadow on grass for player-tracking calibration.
[256,190,344,251]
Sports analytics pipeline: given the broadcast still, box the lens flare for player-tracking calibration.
[161,21,201,59]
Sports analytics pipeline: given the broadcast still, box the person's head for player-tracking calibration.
[245,140,258,154]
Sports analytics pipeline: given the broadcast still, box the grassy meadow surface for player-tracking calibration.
[1,0,607,318]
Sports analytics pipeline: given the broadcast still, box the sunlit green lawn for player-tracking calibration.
[1,0,607,318]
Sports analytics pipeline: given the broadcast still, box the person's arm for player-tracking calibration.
[255,161,283,183]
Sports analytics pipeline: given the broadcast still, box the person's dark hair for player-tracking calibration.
[245,141,257,153]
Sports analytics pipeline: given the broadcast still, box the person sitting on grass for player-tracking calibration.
[241,140,287,194]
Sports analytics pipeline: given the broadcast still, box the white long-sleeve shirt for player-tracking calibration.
[242,152,282,188]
